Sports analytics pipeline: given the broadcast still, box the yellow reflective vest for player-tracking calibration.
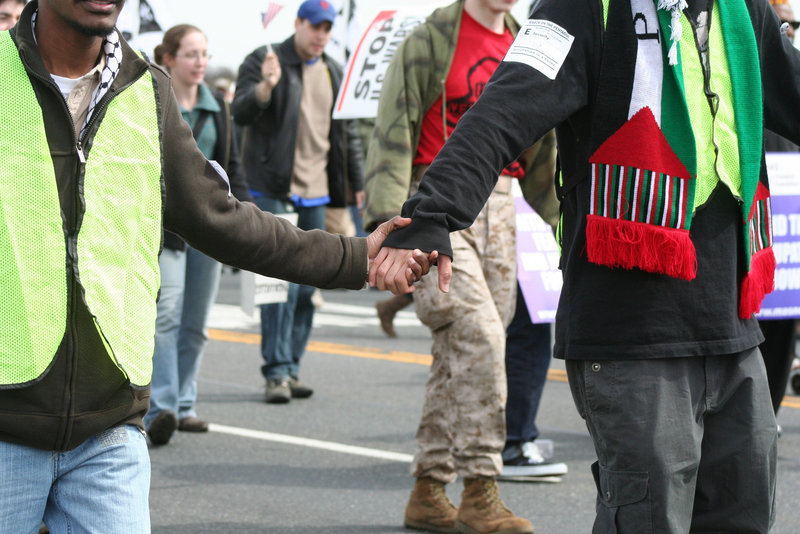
[0,31,162,387]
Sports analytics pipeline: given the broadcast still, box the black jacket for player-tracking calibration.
[232,35,364,207]
[383,0,800,360]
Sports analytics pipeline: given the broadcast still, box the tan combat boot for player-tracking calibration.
[404,477,459,533]
[455,477,533,534]
[375,293,413,338]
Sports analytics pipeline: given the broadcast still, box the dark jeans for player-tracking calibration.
[505,282,552,445]
[253,195,326,380]
[758,319,798,414]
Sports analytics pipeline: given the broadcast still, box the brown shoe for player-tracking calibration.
[404,477,458,533]
[455,477,533,534]
[147,410,178,446]
[375,293,413,338]
[178,416,209,433]
[289,377,314,399]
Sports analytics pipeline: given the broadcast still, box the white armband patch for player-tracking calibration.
[208,159,232,198]
[504,20,574,80]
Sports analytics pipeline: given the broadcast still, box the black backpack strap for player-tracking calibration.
[191,109,211,140]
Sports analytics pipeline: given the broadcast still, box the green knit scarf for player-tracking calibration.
[588,0,774,318]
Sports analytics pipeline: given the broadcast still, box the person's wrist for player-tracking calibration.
[256,81,272,104]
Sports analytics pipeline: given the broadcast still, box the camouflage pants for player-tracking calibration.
[411,177,517,483]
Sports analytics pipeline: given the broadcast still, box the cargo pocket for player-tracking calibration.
[591,462,652,534]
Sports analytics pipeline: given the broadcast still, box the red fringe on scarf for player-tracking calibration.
[585,215,697,281]
[739,247,776,319]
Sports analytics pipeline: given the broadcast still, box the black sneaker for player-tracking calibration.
[265,378,291,404]
[289,376,314,399]
[501,440,568,477]
[147,410,178,446]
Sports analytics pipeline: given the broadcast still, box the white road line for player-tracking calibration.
[207,305,260,330]
[313,315,421,327]
[317,301,417,319]
[209,423,414,463]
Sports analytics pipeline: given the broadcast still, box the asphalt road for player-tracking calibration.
[148,270,800,533]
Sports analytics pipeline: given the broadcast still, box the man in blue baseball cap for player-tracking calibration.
[298,0,337,25]
[234,0,367,404]
[294,0,338,58]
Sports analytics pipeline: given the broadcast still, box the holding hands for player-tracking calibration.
[366,217,452,295]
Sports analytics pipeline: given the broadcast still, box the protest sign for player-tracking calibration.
[513,181,561,323]
[333,8,427,119]
[757,153,800,319]
[240,213,299,316]
[117,0,172,57]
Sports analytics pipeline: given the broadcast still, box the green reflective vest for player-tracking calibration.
[0,31,162,387]
[599,0,742,206]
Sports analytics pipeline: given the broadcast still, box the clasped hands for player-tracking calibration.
[366,217,452,295]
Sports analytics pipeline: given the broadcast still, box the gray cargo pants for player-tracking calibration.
[567,348,777,534]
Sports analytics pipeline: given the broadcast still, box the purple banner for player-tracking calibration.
[513,182,561,323]
[757,153,800,319]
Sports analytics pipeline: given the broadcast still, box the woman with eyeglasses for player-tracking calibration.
[146,25,252,446]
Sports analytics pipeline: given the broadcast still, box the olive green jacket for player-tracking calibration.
[363,0,558,231]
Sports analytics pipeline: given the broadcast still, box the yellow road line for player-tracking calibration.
[208,329,433,366]
[781,396,800,409]
[208,329,259,345]
[208,329,798,402]
[209,328,570,381]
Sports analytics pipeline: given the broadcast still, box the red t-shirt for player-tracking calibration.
[413,10,523,178]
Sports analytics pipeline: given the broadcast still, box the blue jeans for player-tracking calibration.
[505,282,552,444]
[0,426,150,533]
[254,195,326,380]
[349,204,368,237]
[146,245,221,428]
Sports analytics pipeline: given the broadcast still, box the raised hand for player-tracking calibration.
[261,52,281,89]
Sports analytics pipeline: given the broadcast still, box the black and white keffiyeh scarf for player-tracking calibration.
[32,8,122,137]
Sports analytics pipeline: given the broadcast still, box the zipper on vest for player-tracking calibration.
[22,63,84,450]
[686,7,743,205]
[59,275,80,450]
[24,62,150,449]
[71,66,152,387]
